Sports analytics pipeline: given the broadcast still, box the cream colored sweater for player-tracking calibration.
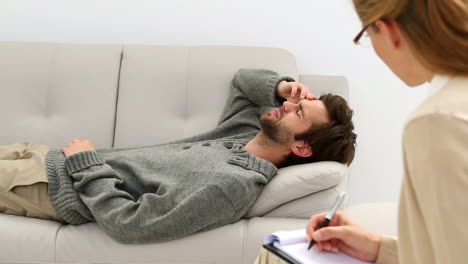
[376,75,468,264]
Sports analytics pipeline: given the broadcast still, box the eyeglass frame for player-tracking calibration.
[353,22,375,45]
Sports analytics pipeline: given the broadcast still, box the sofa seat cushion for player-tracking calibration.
[55,218,308,264]
[0,214,62,263]
[55,220,246,264]
[246,161,348,217]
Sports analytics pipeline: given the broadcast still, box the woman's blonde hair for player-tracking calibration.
[353,0,468,76]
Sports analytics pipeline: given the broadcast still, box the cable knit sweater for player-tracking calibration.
[45,69,294,243]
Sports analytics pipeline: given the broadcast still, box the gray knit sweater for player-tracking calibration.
[45,69,294,243]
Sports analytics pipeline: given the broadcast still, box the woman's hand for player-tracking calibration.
[306,211,382,262]
[277,81,317,103]
[63,138,96,157]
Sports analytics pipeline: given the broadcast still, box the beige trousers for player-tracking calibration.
[254,248,286,264]
[0,142,64,222]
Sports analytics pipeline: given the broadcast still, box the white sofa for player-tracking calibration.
[0,42,397,264]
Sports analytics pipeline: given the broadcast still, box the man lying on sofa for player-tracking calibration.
[0,68,356,243]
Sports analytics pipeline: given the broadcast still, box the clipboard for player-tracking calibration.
[263,243,302,264]
[262,229,371,264]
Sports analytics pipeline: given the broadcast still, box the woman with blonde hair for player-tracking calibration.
[256,0,468,263]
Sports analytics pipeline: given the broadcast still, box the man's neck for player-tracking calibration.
[244,133,291,167]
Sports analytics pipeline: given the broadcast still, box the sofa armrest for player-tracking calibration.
[263,174,348,219]
[299,74,349,101]
[245,162,348,218]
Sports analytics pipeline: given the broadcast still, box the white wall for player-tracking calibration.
[0,0,428,205]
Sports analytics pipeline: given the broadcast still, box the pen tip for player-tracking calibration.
[308,241,316,250]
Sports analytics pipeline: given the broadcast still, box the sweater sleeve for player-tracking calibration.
[64,151,236,243]
[218,68,294,125]
[376,236,399,264]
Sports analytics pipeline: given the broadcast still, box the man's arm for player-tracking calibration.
[219,69,315,125]
[62,139,235,243]
[218,69,294,124]
[63,154,235,243]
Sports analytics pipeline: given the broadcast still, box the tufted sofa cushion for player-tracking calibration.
[0,42,122,149]
[113,45,299,148]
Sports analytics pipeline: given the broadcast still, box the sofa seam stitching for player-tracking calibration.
[182,47,190,138]
[112,46,124,148]
[241,219,248,264]
[54,224,63,263]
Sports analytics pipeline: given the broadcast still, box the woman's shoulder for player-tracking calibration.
[406,76,468,128]
[402,77,468,159]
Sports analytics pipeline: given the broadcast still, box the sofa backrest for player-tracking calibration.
[113,45,298,148]
[0,41,348,152]
[0,42,122,149]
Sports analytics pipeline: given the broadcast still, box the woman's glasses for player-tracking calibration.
[353,23,373,48]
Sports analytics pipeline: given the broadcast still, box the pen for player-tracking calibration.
[307,192,347,250]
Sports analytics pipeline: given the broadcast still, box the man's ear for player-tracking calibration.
[290,141,313,158]
[375,19,403,49]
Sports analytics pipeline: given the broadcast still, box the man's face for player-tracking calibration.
[260,99,330,144]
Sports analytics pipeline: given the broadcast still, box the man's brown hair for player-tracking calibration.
[283,94,357,166]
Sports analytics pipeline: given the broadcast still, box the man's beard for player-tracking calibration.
[259,115,293,144]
